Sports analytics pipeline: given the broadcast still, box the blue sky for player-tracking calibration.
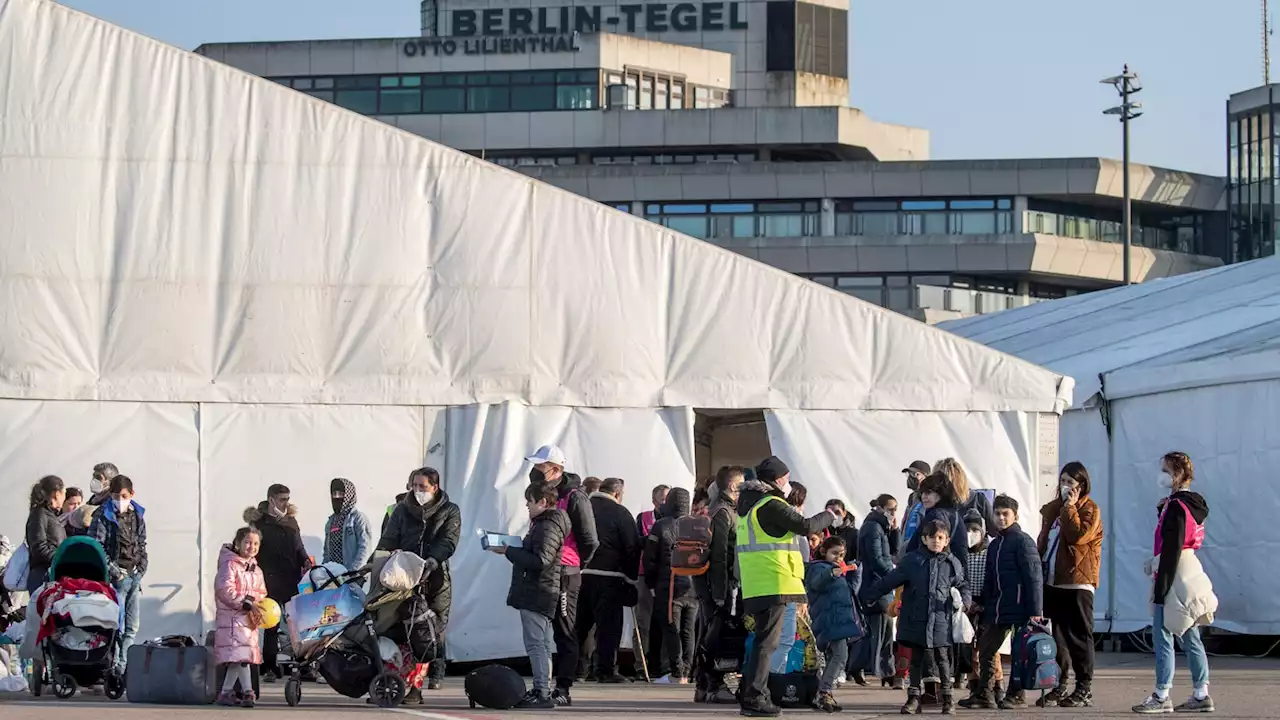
[61,0,1259,175]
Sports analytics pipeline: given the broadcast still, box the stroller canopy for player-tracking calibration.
[50,536,110,584]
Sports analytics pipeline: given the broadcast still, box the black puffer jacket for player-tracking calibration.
[243,503,310,601]
[982,522,1043,626]
[379,490,462,616]
[25,505,65,591]
[695,495,738,608]
[551,473,599,571]
[866,546,969,649]
[857,509,897,613]
[584,492,639,579]
[735,480,835,610]
[644,488,695,600]
[507,508,572,618]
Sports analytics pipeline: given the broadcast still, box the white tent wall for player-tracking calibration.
[1107,383,1280,635]
[0,400,203,638]
[764,410,1042,536]
[443,403,696,661]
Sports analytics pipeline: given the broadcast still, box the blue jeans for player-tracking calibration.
[114,573,142,670]
[1153,604,1209,693]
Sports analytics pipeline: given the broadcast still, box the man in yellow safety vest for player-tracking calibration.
[735,456,836,717]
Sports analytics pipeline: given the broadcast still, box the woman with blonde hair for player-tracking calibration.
[934,458,997,540]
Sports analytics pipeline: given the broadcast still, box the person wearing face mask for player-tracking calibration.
[857,494,901,688]
[899,461,931,559]
[1036,461,1103,709]
[693,466,744,704]
[323,478,372,573]
[522,445,599,706]
[735,455,836,718]
[1132,452,1216,715]
[88,462,119,507]
[243,484,310,684]
[379,467,462,697]
[89,475,148,670]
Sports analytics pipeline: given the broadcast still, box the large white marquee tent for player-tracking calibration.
[0,0,1070,660]
[944,256,1280,636]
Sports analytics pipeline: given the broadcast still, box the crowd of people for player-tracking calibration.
[3,447,1218,715]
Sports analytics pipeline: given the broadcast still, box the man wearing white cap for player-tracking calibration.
[525,444,599,706]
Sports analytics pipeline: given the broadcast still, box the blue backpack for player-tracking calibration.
[1011,621,1060,691]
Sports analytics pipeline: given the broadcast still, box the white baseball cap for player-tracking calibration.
[525,444,568,468]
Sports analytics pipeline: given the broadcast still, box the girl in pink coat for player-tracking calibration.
[215,527,268,707]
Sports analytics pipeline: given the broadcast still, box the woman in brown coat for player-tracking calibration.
[1036,461,1103,708]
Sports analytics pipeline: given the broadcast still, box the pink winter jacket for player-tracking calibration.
[214,544,268,665]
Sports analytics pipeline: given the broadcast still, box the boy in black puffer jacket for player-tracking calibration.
[960,495,1043,711]
[498,483,572,710]
[866,518,970,715]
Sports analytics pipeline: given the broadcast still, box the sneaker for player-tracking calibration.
[741,700,783,717]
[941,695,955,715]
[998,692,1026,710]
[653,674,675,684]
[426,678,442,691]
[709,688,739,704]
[1059,688,1095,708]
[813,691,840,713]
[891,677,906,691]
[261,671,278,684]
[958,693,995,710]
[1133,694,1174,714]
[403,687,424,705]
[551,688,572,707]
[518,691,557,710]
[901,696,921,715]
[851,671,868,687]
[1037,685,1068,708]
[216,692,239,707]
[240,692,256,709]
[1174,696,1215,713]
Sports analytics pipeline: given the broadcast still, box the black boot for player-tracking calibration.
[901,695,921,715]
[941,694,955,715]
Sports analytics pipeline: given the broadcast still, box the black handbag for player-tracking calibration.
[768,671,818,708]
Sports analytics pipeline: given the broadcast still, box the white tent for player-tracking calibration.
[943,256,1280,635]
[0,0,1070,660]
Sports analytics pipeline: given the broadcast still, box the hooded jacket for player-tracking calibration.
[89,499,148,578]
[695,490,738,607]
[982,521,1043,626]
[856,508,897,613]
[243,502,311,601]
[507,507,572,618]
[805,560,862,647]
[644,487,695,599]
[584,491,640,579]
[379,489,462,614]
[735,479,836,610]
[324,478,372,571]
[1037,492,1103,589]
[905,499,969,573]
[1153,491,1209,605]
[866,545,969,649]
[550,472,599,570]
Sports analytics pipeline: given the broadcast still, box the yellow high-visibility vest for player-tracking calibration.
[735,495,806,599]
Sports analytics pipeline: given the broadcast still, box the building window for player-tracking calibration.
[267,70,602,115]
[645,201,819,239]
[834,198,1013,236]
[800,273,1049,316]
[1026,198,1205,254]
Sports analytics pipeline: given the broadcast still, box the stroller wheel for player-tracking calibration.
[105,671,126,700]
[369,672,407,708]
[53,673,78,699]
[284,676,302,707]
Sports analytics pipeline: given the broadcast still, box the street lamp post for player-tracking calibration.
[1102,66,1143,285]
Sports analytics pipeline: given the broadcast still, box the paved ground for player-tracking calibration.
[1,653,1277,720]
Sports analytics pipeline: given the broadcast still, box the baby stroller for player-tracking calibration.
[31,537,125,699]
[282,562,439,709]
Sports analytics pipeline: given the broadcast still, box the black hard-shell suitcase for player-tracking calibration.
[464,664,526,709]
[126,642,217,704]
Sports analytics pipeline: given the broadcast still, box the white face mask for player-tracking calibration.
[967,530,983,548]
[1158,473,1174,490]
[776,479,792,497]
[90,478,106,495]
[115,498,131,513]
[414,490,432,506]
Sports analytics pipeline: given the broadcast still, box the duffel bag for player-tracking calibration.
[464,664,526,709]
[126,643,217,704]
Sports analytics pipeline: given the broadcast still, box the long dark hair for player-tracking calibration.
[786,481,808,509]
[29,475,65,510]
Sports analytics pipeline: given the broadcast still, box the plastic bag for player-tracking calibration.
[2,545,28,591]
[379,550,426,592]
[950,588,974,645]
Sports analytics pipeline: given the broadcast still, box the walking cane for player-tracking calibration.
[630,606,651,683]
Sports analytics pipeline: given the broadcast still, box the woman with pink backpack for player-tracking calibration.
[1132,452,1218,715]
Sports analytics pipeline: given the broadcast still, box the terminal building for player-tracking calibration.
[197,0,1231,321]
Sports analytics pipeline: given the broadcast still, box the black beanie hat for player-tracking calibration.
[755,456,790,484]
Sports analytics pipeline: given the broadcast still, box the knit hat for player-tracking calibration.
[755,456,790,485]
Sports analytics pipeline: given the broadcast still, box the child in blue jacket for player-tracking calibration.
[805,536,863,713]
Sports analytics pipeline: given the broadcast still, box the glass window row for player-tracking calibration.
[800,273,1066,315]
[645,201,820,239]
[834,197,1014,236]
[270,70,600,115]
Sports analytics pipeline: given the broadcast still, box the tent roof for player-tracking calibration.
[942,256,1280,402]
[0,0,1069,413]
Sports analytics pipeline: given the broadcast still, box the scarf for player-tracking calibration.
[324,478,358,565]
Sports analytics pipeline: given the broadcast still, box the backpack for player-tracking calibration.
[668,515,713,620]
[1011,620,1060,692]
[464,664,526,709]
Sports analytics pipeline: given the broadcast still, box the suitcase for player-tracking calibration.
[205,630,260,699]
[464,664,526,709]
[126,643,218,704]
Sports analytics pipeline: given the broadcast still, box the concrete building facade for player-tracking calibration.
[197,0,1229,321]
